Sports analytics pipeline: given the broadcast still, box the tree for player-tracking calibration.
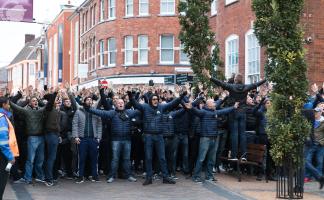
[252,0,310,167]
[178,0,224,91]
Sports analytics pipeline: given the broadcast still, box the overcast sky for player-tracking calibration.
[0,0,84,67]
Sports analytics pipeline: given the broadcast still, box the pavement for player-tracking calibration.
[3,172,324,200]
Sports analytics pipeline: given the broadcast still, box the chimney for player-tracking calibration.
[25,34,35,44]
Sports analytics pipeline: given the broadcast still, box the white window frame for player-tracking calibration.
[225,34,239,79]
[100,0,104,21]
[160,0,175,15]
[108,38,117,67]
[109,0,116,19]
[160,35,174,64]
[124,36,133,65]
[125,0,134,17]
[99,40,105,67]
[211,0,217,16]
[139,0,149,16]
[29,63,35,76]
[225,0,238,6]
[245,29,261,84]
[138,35,149,64]
[180,43,189,64]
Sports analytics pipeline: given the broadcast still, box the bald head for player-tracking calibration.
[206,99,216,110]
[116,99,125,110]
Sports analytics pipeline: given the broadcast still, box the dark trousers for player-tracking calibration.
[144,134,169,179]
[54,141,73,178]
[164,136,176,174]
[229,111,247,158]
[78,138,99,177]
[0,153,9,200]
[189,135,200,175]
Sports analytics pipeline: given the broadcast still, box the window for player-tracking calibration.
[125,0,133,17]
[92,37,96,69]
[138,35,149,64]
[160,35,174,64]
[179,0,187,16]
[85,11,88,30]
[109,0,116,19]
[225,0,238,5]
[29,63,35,76]
[139,0,149,16]
[245,30,260,83]
[160,0,175,15]
[108,38,117,66]
[100,0,104,21]
[225,35,239,78]
[211,0,217,16]
[124,36,133,65]
[99,40,105,67]
[93,4,96,26]
[180,43,189,64]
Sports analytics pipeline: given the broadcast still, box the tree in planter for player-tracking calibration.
[252,0,311,198]
[178,0,224,97]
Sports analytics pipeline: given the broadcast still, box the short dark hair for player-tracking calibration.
[0,97,9,108]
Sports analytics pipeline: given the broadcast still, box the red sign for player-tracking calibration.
[100,80,108,88]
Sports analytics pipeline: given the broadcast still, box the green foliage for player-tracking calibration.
[252,0,311,166]
[178,0,223,86]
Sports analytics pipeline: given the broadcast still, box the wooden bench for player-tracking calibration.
[220,143,267,182]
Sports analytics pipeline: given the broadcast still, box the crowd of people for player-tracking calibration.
[1,70,324,199]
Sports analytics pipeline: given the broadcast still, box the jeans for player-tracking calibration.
[110,140,132,178]
[45,133,59,181]
[193,136,220,179]
[144,134,169,179]
[305,144,324,180]
[216,130,228,167]
[229,111,247,158]
[24,136,45,182]
[78,138,99,177]
[172,134,190,174]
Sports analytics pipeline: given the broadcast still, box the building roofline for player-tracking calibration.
[50,8,75,27]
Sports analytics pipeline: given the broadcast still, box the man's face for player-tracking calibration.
[265,100,271,109]
[30,98,38,108]
[315,111,322,120]
[2,100,10,111]
[55,97,62,107]
[151,96,159,107]
[64,99,71,108]
[206,100,216,110]
[116,99,125,110]
[246,96,254,105]
[84,98,93,107]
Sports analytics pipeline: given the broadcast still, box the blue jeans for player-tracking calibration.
[144,134,169,179]
[172,134,189,174]
[24,136,45,182]
[110,140,132,178]
[45,133,59,181]
[193,136,220,179]
[78,138,99,177]
[305,144,324,180]
[229,111,247,158]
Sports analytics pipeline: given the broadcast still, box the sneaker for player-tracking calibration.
[75,177,84,184]
[241,157,247,162]
[170,174,178,180]
[35,178,46,183]
[143,179,152,186]
[14,178,31,184]
[91,176,101,182]
[45,181,54,187]
[304,177,311,183]
[192,177,202,183]
[142,172,147,179]
[206,177,218,182]
[153,174,161,180]
[107,177,114,183]
[128,176,137,182]
[212,167,217,173]
[163,177,176,184]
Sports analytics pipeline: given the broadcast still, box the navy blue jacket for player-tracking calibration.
[163,109,186,137]
[87,108,140,141]
[255,105,267,135]
[131,97,181,134]
[191,106,235,137]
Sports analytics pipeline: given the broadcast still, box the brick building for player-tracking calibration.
[7,35,44,92]
[69,0,191,88]
[46,6,75,88]
[63,0,323,88]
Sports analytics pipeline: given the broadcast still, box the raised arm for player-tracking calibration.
[210,78,234,91]
[171,108,186,118]
[9,101,26,115]
[215,106,235,116]
[245,79,267,91]
[87,108,115,120]
[45,92,58,111]
[161,97,181,112]
[190,107,205,117]
[128,91,145,112]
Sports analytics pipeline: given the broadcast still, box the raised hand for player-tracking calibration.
[311,83,318,94]
[202,68,211,79]
[234,102,240,109]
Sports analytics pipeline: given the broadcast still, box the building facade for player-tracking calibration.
[7,37,44,92]
[46,7,75,88]
[70,0,191,88]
